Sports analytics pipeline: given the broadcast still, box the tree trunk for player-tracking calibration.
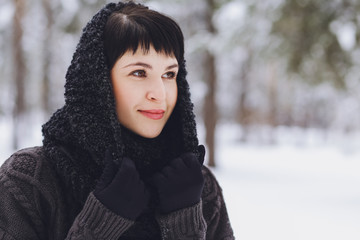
[12,0,26,150]
[237,50,252,142]
[41,0,54,115]
[267,63,278,128]
[203,0,217,167]
[266,62,278,144]
[203,51,217,167]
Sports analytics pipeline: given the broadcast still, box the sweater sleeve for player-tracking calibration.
[0,230,16,240]
[0,176,133,240]
[155,166,235,240]
[156,201,207,239]
[201,167,235,240]
[65,192,134,240]
[0,173,43,240]
[0,148,135,240]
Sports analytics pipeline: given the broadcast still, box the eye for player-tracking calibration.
[162,71,177,80]
[131,70,146,78]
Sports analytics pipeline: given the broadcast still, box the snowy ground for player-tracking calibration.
[209,125,360,240]
[1,119,360,239]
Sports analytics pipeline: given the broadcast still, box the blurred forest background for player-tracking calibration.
[2,0,360,166]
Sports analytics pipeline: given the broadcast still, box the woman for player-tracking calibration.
[0,1,234,239]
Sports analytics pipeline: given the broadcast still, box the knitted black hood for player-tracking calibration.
[42,2,199,205]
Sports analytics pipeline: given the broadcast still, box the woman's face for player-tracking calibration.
[111,46,178,138]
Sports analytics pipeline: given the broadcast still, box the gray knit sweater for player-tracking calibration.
[0,147,234,239]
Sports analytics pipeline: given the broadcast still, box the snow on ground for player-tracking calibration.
[1,119,360,239]
[209,124,360,240]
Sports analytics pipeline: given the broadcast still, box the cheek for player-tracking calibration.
[114,84,139,114]
[115,89,129,112]
[167,83,178,108]
[111,77,134,115]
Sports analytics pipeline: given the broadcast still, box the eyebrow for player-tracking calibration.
[123,62,179,70]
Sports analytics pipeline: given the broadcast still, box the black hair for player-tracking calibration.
[104,1,184,69]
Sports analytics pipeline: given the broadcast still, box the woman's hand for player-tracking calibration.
[152,145,205,214]
[94,151,149,220]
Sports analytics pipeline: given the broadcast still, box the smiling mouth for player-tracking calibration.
[138,109,165,120]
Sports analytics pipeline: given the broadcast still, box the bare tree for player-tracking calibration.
[41,0,54,115]
[203,0,217,167]
[236,49,253,142]
[12,0,26,150]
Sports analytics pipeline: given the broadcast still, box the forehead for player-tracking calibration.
[116,46,178,67]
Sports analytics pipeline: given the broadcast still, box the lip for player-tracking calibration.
[139,109,165,120]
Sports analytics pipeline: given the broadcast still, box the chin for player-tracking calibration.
[137,128,163,139]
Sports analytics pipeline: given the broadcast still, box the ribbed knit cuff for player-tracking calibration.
[156,200,207,239]
[75,192,134,239]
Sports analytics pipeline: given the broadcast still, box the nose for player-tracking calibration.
[146,77,166,102]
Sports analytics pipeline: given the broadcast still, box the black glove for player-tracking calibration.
[94,151,149,220]
[152,146,205,214]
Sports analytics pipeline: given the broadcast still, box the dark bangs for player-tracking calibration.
[104,2,184,69]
